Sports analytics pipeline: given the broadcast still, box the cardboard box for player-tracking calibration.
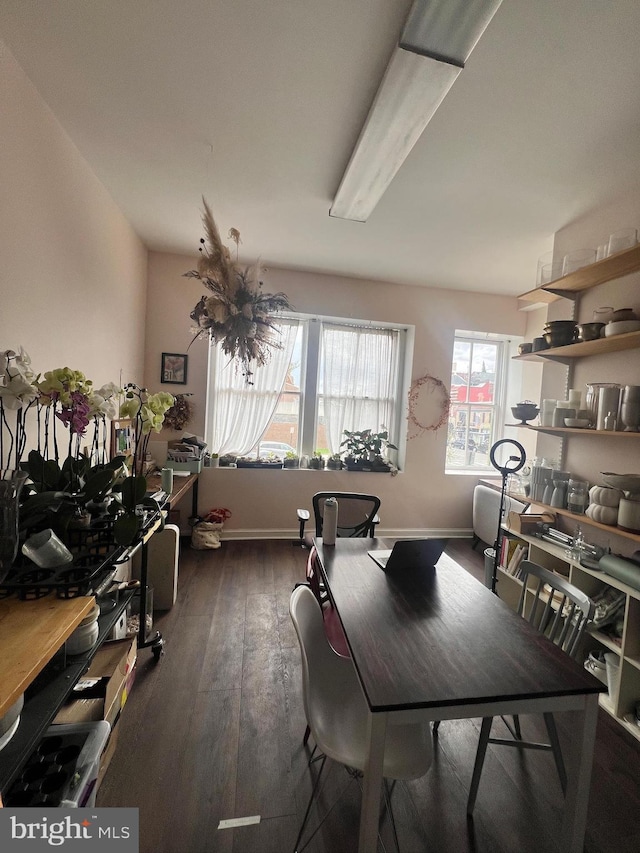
[507,510,556,535]
[54,637,137,727]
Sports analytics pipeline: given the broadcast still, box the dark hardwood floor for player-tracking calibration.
[98,539,640,853]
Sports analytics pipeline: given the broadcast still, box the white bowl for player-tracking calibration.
[604,320,640,337]
[564,418,589,428]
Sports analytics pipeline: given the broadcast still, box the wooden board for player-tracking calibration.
[0,595,94,716]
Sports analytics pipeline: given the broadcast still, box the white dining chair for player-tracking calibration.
[289,584,433,852]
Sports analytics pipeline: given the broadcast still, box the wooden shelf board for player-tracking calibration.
[513,330,640,361]
[525,426,640,438]
[588,629,622,653]
[0,596,94,717]
[517,243,640,301]
[619,716,640,741]
[518,288,561,305]
[526,501,640,544]
[624,655,640,673]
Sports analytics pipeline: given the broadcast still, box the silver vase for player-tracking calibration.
[621,385,640,432]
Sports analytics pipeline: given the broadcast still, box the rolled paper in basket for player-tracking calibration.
[598,554,640,592]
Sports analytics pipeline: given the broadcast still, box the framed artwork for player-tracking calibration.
[161,352,188,385]
[111,418,136,460]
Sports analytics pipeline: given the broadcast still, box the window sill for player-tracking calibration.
[445,468,495,476]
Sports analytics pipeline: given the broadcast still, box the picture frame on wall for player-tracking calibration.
[161,352,188,385]
[110,418,136,460]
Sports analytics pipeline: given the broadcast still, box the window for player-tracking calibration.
[206,315,410,464]
[445,332,510,472]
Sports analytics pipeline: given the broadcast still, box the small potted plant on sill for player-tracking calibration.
[283,451,299,469]
[237,453,284,469]
[341,429,397,472]
[326,453,343,470]
[308,451,324,470]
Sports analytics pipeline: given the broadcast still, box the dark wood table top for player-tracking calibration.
[146,472,198,507]
[314,538,604,714]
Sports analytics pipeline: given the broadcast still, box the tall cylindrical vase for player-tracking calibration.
[621,385,640,432]
[596,385,621,431]
[0,469,28,584]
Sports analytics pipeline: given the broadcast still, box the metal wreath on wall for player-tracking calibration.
[407,373,450,439]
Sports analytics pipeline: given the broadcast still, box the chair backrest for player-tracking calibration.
[312,492,381,538]
[517,560,595,659]
[289,585,363,746]
[290,584,433,779]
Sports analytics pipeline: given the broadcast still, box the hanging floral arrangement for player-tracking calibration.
[184,198,292,381]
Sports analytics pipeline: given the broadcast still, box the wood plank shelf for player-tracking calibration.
[525,499,640,544]
[0,589,135,793]
[523,426,640,438]
[518,243,640,303]
[513,330,640,361]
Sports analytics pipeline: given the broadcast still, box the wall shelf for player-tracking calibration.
[499,529,640,741]
[513,330,640,361]
[518,243,640,304]
[524,426,640,439]
[526,499,640,544]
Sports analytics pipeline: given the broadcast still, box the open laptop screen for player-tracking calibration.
[368,538,447,571]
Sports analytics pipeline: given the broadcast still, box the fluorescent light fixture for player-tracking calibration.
[329,49,461,223]
[400,0,503,66]
[330,0,503,222]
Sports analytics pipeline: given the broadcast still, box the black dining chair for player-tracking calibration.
[296,491,381,547]
[465,560,595,815]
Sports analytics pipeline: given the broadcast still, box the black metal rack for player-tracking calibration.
[0,588,135,794]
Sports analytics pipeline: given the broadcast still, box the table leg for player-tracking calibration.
[358,711,387,853]
[560,693,599,852]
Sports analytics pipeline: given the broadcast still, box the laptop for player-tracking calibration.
[368,538,447,571]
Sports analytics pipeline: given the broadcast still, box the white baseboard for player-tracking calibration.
[217,528,474,541]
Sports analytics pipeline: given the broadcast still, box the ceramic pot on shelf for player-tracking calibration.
[584,383,617,429]
[550,479,568,509]
[621,385,640,432]
[596,386,621,431]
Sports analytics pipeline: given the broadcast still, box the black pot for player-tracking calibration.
[532,336,549,352]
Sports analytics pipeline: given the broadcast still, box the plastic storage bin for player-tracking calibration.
[3,720,110,808]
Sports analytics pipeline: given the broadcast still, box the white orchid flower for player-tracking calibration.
[0,373,39,409]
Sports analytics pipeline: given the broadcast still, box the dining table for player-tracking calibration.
[312,537,605,853]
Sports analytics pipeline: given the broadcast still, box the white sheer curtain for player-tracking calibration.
[209,320,299,455]
[321,324,400,454]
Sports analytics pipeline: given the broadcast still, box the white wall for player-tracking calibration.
[0,40,147,392]
[146,251,527,537]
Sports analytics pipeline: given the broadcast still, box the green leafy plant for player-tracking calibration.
[326,452,342,470]
[340,429,397,465]
[308,451,324,470]
[283,451,299,468]
[19,450,127,539]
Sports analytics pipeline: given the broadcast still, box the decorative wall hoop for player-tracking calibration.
[407,373,450,439]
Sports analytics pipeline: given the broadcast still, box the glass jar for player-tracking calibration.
[567,479,589,514]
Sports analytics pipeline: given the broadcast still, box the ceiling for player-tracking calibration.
[2,0,640,296]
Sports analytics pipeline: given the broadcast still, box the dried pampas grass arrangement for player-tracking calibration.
[184,198,292,381]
